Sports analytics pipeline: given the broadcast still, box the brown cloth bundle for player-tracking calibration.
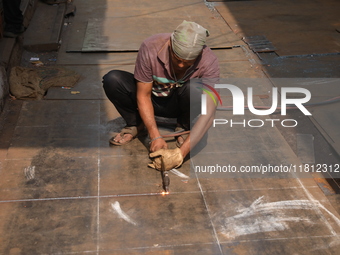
[9,66,80,99]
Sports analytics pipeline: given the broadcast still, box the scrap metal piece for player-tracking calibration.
[162,171,170,193]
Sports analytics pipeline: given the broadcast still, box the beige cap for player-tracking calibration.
[171,20,210,60]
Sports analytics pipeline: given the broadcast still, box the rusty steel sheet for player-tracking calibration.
[78,16,239,52]
[66,0,242,52]
[65,0,218,52]
[268,77,340,158]
[309,105,340,158]
[297,134,315,164]
[215,0,340,56]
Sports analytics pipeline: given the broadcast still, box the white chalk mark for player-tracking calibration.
[295,177,339,236]
[315,201,340,227]
[298,78,335,86]
[170,169,189,179]
[219,196,340,239]
[194,164,223,254]
[111,201,137,226]
[329,238,340,247]
[24,166,35,180]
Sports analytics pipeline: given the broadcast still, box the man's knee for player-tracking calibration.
[102,70,136,97]
[102,70,124,88]
[177,82,201,102]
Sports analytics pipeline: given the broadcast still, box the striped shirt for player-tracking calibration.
[134,33,219,97]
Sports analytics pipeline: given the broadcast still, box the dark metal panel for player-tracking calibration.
[215,1,340,56]
[243,35,277,53]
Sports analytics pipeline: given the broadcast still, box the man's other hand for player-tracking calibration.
[150,138,168,152]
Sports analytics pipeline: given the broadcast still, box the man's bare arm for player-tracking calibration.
[136,81,167,151]
[180,93,216,158]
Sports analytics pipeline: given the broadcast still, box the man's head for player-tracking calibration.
[171,20,209,61]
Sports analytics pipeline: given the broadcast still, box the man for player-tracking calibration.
[3,0,25,38]
[103,20,219,170]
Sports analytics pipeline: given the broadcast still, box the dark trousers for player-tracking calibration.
[3,0,23,31]
[102,70,201,130]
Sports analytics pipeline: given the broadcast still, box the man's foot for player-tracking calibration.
[176,136,185,147]
[175,125,188,148]
[110,132,134,145]
[109,124,144,146]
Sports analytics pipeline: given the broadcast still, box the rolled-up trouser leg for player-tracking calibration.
[102,70,142,127]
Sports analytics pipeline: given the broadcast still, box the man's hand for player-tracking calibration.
[150,138,168,152]
[148,148,183,171]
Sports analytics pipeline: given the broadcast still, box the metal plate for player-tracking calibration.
[297,134,315,164]
[269,77,340,159]
[215,1,340,56]
[79,16,239,52]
